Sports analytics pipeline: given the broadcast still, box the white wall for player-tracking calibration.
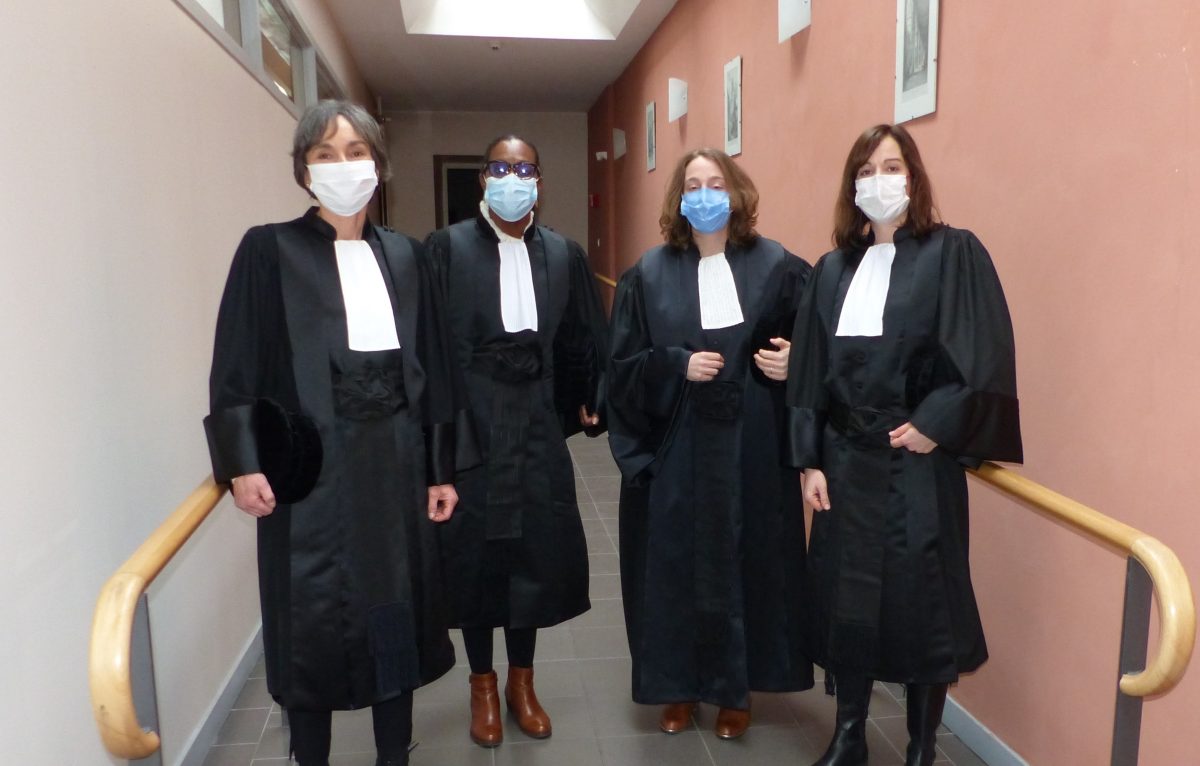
[383,110,590,245]
[0,1,369,763]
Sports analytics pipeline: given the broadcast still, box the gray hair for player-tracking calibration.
[291,100,391,197]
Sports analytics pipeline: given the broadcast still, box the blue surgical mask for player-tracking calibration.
[484,175,539,222]
[680,188,731,234]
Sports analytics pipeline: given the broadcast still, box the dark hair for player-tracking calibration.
[291,100,391,197]
[833,124,940,250]
[483,134,542,167]
[659,148,759,250]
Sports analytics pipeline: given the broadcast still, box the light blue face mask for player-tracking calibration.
[680,187,731,234]
[484,174,539,222]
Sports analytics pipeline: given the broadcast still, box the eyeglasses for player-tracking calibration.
[483,160,541,180]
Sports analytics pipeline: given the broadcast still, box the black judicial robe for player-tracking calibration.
[785,225,1022,684]
[424,215,608,629]
[206,209,458,711]
[608,237,815,709]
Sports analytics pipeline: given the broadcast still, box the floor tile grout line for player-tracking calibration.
[869,717,908,763]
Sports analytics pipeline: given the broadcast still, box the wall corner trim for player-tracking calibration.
[943,694,1030,766]
[179,625,265,766]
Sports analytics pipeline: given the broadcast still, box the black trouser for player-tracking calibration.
[288,692,413,765]
[461,626,538,673]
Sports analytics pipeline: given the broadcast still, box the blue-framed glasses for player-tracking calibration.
[483,160,541,180]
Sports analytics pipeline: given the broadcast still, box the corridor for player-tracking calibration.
[201,436,986,766]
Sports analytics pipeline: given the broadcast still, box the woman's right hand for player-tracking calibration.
[686,351,724,381]
[802,468,831,512]
[230,472,276,517]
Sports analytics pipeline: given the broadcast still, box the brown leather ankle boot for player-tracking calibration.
[659,702,696,734]
[505,666,552,738]
[468,670,502,747]
[715,705,751,739]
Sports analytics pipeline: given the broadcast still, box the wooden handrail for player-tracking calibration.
[594,272,617,288]
[88,462,1194,758]
[89,476,227,759]
[970,462,1195,697]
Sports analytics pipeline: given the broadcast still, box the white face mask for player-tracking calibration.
[307,160,378,216]
[854,174,910,225]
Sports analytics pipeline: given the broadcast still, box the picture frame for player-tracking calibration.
[645,101,656,171]
[724,56,742,156]
[778,0,812,42]
[894,0,939,123]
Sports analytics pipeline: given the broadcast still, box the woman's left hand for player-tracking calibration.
[579,405,599,427]
[888,422,937,453]
[753,337,791,381]
[427,484,458,522]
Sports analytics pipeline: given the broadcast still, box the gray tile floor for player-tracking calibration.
[203,434,988,766]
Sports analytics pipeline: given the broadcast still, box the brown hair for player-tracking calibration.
[832,124,940,250]
[659,148,759,250]
[291,100,391,198]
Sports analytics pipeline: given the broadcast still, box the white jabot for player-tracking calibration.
[697,253,744,329]
[835,242,896,337]
[334,239,401,351]
[480,200,539,332]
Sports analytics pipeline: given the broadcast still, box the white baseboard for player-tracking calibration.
[177,626,264,766]
[943,693,1029,766]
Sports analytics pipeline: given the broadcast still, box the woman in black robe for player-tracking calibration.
[608,148,814,740]
[204,101,462,766]
[786,124,1023,766]
[424,135,608,748]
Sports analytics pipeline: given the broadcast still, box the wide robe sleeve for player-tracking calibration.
[420,229,481,477]
[783,253,834,470]
[606,263,693,483]
[553,239,610,438]
[410,234,479,484]
[204,226,294,483]
[908,229,1023,465]
[749,248,812,388]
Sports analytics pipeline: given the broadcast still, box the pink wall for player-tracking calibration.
[588,1,1200,763]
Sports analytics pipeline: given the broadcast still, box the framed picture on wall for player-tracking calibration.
[894,0,939,123]
[646,101,656,171]
[724,56,742,156]
[778,0,812,42]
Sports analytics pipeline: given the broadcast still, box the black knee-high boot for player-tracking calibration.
[904,683,948,766]
[372,692,414,766]
[287,709,332,766]
[811,675,873,766]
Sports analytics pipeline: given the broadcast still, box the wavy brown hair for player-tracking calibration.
[659,148,759,250]
[833,124,940,250]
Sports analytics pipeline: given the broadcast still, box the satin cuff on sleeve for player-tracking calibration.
[425,410,483,485]
[783,406,825,469]
[203,404,260,483]
[911,387,1023,464]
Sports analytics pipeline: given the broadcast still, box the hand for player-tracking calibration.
[753,337,791,381]
[230,472,276,517]
[427,484,458,522]
[889,422,937,453]
[802,468,831,512]
[579,405,599,427]
[686,351,724,382]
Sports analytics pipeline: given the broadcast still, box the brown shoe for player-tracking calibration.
[659,702,696,734]
[715,706,751,739]
[469,670,502,747]
[505,666,552,738]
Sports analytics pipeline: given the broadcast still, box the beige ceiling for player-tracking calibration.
[322,0,680,112]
